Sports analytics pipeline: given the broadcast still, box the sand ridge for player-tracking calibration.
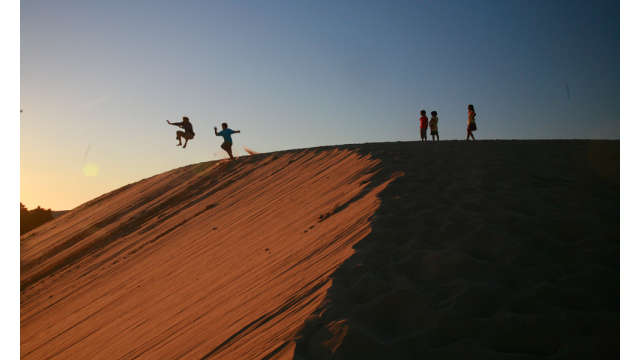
[21,140,619,359]
[294,140,619,359]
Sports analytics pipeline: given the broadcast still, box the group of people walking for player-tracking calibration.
[166,117,240,159]
[419,104,477,141]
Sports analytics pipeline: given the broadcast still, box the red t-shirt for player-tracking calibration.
[419,116,428,129]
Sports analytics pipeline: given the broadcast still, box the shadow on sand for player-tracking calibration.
[292,140,619,359]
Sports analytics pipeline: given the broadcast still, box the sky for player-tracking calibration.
[20,0,619,210]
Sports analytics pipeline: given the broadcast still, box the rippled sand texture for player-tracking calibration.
[21,140,619,359]
[21,148,397,359]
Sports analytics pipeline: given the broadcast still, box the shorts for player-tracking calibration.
[420,128,427,138]
[221,141,232,152]
[431,130,439,136]
[467,122,477,132]
[178,131,195,140]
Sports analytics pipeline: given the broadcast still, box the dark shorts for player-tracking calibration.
[221,141,232,151]
[420,128,427,138]
[468,122,477,132]
[178,131,195,140]
[431,130,439,136]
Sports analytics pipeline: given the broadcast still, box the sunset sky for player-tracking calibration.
[20,0,619,210]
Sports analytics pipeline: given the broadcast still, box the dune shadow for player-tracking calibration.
[292,140,619,359]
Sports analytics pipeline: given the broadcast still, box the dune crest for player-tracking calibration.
[21,141,619,359]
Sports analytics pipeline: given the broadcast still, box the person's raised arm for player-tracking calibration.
[214,126,219,136]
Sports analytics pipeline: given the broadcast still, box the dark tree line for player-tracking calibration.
[20,203,54,235]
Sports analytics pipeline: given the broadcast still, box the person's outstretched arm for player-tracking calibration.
[233,130,241,134]
[167,120,182,126]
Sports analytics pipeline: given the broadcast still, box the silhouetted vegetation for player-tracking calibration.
[20,203,54,235]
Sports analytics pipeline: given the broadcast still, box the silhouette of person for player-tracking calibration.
[167,116,195,148]
[466,105,477,141]
[430,111,439,141]
[214,122,240,159]
[419,110,428,142]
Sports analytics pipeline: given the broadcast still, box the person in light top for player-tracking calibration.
[430,111,439,141]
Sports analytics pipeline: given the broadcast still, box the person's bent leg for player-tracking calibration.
[176,131,184,146]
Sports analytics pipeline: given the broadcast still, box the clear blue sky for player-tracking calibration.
[20,0,619,209]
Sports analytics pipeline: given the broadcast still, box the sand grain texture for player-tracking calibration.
[21,141,619,359]
[21,149,396,359]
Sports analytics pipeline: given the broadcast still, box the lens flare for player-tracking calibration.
[82,163,99,177]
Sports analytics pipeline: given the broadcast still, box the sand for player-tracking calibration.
[21,140,619,359]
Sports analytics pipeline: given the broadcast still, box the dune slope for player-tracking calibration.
[294,140,619,360]
[21,148,397,359]
[21,141,619,359]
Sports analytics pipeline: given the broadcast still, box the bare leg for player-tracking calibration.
[436,134,440,141]
[183,139,189,148]
[176,131,183,146]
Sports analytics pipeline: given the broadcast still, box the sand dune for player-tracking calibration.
[20,141,619,359]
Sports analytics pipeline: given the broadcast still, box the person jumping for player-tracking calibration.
[167,116,195,148]
[214,122,240,159]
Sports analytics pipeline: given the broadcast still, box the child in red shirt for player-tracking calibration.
[419,110,428,142]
